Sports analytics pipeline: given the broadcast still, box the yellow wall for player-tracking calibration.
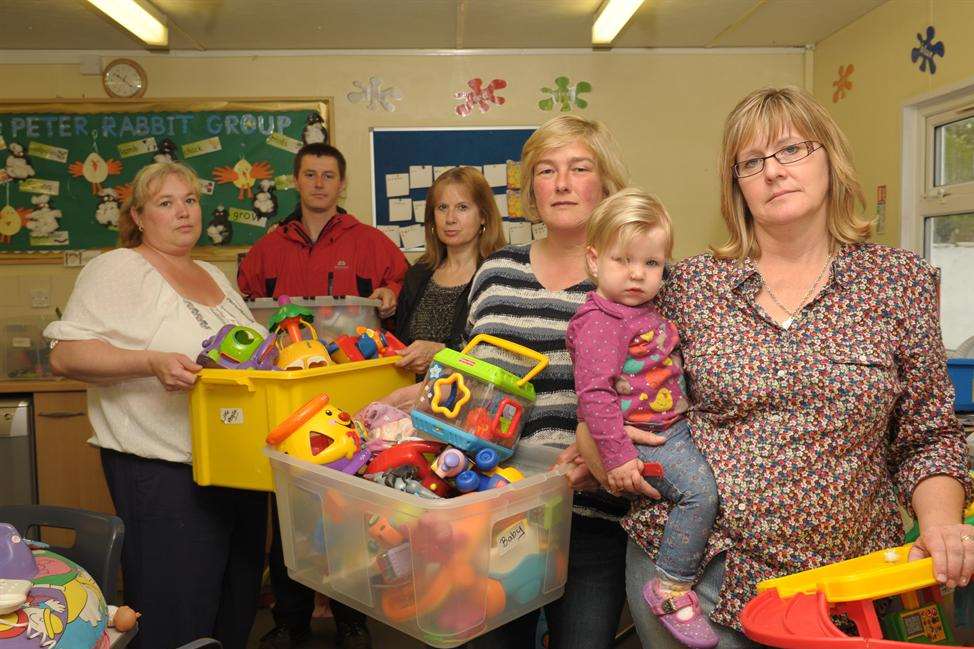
[813,0,974,248]
[0,49,804,323]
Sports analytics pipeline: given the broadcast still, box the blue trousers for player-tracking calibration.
[100,449,267,649]
[625,543,760,648]
[636,419,719,583]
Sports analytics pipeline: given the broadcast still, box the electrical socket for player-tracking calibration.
[30,288,50,308]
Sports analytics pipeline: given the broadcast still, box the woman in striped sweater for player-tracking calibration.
[383,115,651,649]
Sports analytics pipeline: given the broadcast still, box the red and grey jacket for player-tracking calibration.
[237,207,408,299]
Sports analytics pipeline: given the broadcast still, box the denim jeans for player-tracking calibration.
[625,543,760,649]
[636,419,719,583]
[469,514,629,649]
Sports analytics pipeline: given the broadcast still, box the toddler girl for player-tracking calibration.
[566,188,719,649]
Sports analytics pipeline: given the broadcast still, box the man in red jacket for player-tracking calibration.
[240,143,404,649]
[238,142,407,320]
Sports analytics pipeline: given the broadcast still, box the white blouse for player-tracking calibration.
[44,248,263,464]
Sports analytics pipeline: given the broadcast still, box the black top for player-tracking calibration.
[394,262,472,350]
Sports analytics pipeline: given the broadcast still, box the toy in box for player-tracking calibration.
[740,543,963,647]
[411,334,548,461]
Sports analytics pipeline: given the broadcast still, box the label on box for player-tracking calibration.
[11,337,31,349]
[495,520,527,557]
[220,408,244,425]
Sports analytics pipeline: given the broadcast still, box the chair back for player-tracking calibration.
[0,504,124,603]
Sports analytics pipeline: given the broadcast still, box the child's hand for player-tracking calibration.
[606,458,658,498]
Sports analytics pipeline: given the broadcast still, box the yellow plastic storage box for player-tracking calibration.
[265,444,573,648]
[190,357,414,491]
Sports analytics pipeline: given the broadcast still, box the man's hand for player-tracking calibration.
[369,287,397,318]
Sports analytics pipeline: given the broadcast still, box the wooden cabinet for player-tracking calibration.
[34,390,115,516]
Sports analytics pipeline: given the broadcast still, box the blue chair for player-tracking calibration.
[0,504,124,603]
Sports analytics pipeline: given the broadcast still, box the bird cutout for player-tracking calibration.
[212,158,274,200]
[94,187,122,229]
[252,179,278,220]
[25,194,62,237]
[539,76,592,112]
[301,112,328,145]
[154,138,178,163]
[4,142,35,179]
[0,204,32,243]
[68,151,123,194]
[454,78,507,117]
[206,204,233,245]
[832,64,854,103]
[912,26,945,74]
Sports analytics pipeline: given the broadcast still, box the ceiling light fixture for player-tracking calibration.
[592,0,646,46]
[85,0,168,48]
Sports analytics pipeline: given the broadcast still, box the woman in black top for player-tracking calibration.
[394,166,506,374]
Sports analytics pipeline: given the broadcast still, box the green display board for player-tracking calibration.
[0,99,332,252]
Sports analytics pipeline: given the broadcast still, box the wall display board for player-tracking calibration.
[369,126,540,249]
[0,99,332,254]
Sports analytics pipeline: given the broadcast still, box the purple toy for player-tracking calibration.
[197,324,280,370]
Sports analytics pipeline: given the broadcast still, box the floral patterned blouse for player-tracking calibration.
[622,243,972,630]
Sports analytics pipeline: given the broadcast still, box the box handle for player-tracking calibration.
[460,334,549,387]
[196,374,257,392]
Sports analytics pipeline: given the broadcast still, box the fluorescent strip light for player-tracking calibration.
[86,0,168,47]
[592,0,646,46]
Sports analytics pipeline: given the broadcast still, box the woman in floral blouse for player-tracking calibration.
[576,86,974,647]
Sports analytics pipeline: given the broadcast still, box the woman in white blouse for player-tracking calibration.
[46,162,267,649]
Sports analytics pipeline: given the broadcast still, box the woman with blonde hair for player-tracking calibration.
[394,166,505,374]
[576,86,974,647]
[45,161,267,649]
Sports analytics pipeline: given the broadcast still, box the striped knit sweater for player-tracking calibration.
[466,243,629,519]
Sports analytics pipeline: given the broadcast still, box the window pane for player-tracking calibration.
[934,115,974,187]
[925,212,974,350]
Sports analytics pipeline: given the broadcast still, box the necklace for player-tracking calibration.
[761,255,833,329]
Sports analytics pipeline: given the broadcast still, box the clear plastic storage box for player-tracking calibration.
[266,444,572,648]
[245,296,382,342]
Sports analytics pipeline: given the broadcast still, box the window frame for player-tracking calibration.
[902,78,974,252]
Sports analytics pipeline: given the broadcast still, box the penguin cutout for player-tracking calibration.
[95,187,121,229]
[26,194,62,237]
[301,112,328,145]
[5,142,35,180]
[206,204,233,245]
[252,179,278,221]
[153,138,179,164]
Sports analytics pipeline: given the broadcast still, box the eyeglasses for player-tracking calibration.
[732,141,823,178]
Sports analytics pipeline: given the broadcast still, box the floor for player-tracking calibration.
[245,599,643,649]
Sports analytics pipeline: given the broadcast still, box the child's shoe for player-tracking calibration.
[642,578,718,649]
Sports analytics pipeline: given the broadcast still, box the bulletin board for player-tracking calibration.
[370,126,536,250]
[0,98,332,256]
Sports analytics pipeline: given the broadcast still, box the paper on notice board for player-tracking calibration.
[400,224,426,249]
[409,165,433,189]
[531,223,548,240]
[483,163,507,187]
[494,192,508,217]
[385,173,410,197]
[508,222,532,245]
[413,200,426,222]
[389,198,412,222]
[378,225,401,246]
[433,166,455,180]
